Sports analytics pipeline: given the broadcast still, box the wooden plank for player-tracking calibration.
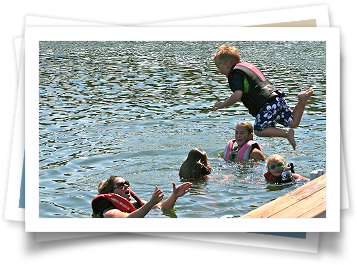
[299,201,326,218]
[269,188,326,218]
[240,174,326,218]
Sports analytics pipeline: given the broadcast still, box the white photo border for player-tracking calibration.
[25,27,340,232]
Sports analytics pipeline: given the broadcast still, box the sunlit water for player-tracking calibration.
[38,41,326,218]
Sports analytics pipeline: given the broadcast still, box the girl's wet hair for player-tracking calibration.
[236,121,254,134]
[179,148,211,180]
[98,175,120,194]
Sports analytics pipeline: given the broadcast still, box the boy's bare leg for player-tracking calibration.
[255,127,296,150]
[288,88,314,128]
[253,88,313,150]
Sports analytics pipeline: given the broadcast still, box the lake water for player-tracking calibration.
[38,41,326,218]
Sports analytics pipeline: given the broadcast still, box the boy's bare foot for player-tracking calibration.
[286,128,296,150]
[298,88,314,103]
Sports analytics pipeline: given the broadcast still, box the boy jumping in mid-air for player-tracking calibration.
[212,44,313,150]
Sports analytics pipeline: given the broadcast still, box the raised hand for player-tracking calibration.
[149,185,165,205]
[172,182,192,198]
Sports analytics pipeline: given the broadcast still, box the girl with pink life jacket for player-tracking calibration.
[223,121,265,162]
[92,175,192,218]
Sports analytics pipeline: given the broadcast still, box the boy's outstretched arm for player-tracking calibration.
[213,90,242,110]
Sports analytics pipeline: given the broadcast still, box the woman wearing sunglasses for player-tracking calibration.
[92,176,192,218]
[264,154,310,184]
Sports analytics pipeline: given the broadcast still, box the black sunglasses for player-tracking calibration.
[115,180,130,189]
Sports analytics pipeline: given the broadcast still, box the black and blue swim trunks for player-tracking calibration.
[254,96,293,131]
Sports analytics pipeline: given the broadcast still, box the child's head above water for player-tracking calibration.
[235,121,254,147]
[213,44,240,66]
[213,45,240,76]
[266,154,286,177]
[179,148,211,180]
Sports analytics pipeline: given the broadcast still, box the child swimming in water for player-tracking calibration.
[179,148,211,180]
[212,44,314,150]
[223,121,265,162]
[264,154,310,184]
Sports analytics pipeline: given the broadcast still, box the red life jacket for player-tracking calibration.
[228,62,283,117]
[92,190,144,216]
[264,171,293,184]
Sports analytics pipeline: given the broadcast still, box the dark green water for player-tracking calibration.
[38,41,326,218]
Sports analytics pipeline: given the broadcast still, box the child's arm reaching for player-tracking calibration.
[213,90,243,110]
[292,173,310,182]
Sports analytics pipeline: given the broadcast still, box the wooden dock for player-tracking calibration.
[240,174,326,218]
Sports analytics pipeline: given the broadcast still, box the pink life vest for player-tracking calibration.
[223,139,261,162]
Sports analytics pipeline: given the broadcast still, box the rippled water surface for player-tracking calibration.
[39,41,326,218]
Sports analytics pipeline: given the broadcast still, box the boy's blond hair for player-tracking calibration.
[236,121,253,135]
[213,44,240,66]
[265,154,286,169]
